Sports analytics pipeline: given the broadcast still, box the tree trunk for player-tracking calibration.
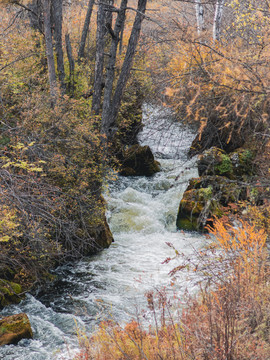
[91,0,108,115]
[103,0,147,138]
[77,0,95,61]
[42,0,57,106]
[28,0,43,33]
[213,0,225,41]
[51,0,65,90]
[65,33,75,95]
[195,0,205,35]
[101,0,128,133]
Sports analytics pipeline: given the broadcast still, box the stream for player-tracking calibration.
[0,104,203,360]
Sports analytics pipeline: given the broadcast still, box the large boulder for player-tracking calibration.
[120,145,160,176]
[0,280,22,310]
[0,313,33,346]
[176,176,247,231]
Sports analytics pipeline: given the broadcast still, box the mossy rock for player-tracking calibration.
[0,313,33,346]
[0,280,22,310]
[230,148,255,176]
[176,175,248,231]
[176,185,222,231]
[198,147,233,178]
[198,147,255,179]
[120,145,160,177]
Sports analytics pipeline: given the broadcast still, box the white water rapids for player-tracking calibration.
[0,104,203,360]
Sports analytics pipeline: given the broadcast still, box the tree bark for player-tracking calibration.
[195,0,205,35]
[101,0,128,133]
[213,0,225,41]
[42,0,57,106]
[51,0,65,90]
[77,0,95,61]
[103,0,147,138]
[65,33,75,95]
[91,0,108,115]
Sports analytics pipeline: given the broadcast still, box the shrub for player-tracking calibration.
[74,219,270,360]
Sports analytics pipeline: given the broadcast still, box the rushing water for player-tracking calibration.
[0,104,202,360]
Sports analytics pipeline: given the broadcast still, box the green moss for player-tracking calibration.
[0,313,33,346]
[0,280,22,309]
[176,217,198,231]
[198,186,213,200]
[215,153,233,175]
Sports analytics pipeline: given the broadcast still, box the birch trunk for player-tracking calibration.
[213,0,225,41]
[195,0,204,35]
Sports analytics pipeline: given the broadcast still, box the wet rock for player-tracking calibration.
[120,145,160,177]
[230,148,255,176]
[176,176,247,231]
[198,147,233,178]
[198,147,255,179]
[90,215,113,250]
[198,147,253,177]
[0,313,33,346]
[0,280,22,310]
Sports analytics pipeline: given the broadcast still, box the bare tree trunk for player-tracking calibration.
[91,0,108,114]
[103,0,147,138]
[28,0,43,33]
[51,0,65,90]
[101,0,128,133]
[195,0,205,35]
[105,0,114,31]
[77,0,95,61]
[42,0,57,106]
[65,33,75,95]
[118,18,125,54]
[213,0,225,41]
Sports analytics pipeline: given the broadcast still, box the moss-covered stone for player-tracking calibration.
[198,147,255,179]
[231,148,255,176]
[215,153,233,175]
[176,175,249,231]
[0,313,33,346]
[176,185,223,231]
[120,145,160,177]
[198,147,233,178]
[0,280,22,309]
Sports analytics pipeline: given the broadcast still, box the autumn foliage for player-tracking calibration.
[0,0,152,287]
[75,219,270,360]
